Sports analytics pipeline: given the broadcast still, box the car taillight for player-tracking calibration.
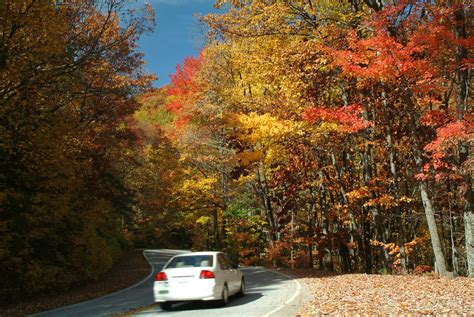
[155,272,168,281]
[199,270,215,279]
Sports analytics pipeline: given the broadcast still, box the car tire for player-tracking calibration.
[236,277,245,297]
[159,302,172,311]
[220,284,229,307]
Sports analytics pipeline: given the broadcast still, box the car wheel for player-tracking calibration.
[220,284,229,306]
[159,302,172,311]
[236,277,245,297]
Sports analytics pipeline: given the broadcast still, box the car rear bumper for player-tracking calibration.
[153,282,222,302]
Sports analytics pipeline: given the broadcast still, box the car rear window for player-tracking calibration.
[165,255,214,268]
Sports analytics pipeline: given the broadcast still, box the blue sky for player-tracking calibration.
[135,0,221,87]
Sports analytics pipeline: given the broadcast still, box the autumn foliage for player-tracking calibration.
[142,0,473,278]
[1,0,473,307]
[0,0,154,304]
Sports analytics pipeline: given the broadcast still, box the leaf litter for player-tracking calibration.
[291,270,474,316]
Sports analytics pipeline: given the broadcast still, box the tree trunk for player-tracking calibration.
[256,162,277,243]
[448,194,459,276]
[318,177,328,271]
[308,187,316,268]
[453,5,474,278]
[383,100,407,273]
[361,207,373,273]
[330,149,357,242]
[213,208,220,249]
[465,210,474,277]
[360,144,389,271]
[206,222,211,250]
[405,95,448,276]
[419,181,448,276]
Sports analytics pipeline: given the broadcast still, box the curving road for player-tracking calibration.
[31,250,309,317]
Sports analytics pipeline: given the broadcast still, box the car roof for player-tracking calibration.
[174,251,221,256]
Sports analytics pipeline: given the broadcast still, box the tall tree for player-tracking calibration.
[0,0,155,302]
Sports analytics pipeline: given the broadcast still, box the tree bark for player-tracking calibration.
[453,5,474,278]
[404,93,448,276]
[419,180,448,275]
[308,187,316,268]
[383,95,407,273]
[448,190,459,276]
[213,208,220,249]
[465,210,474,277]
[256,162,277,244]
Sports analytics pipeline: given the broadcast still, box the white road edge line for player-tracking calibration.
[31,250,168,316]
[262,269,302,317]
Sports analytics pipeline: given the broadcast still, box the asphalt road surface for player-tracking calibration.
[31,250,309,317]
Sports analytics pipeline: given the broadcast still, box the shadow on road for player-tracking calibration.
[241,267,292,293]
[150,292,264,313]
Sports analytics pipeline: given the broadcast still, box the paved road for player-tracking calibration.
[32,250,309,317]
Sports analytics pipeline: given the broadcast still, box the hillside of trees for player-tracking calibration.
[139,0,473,278]
[0,0,156,304]
[0,0,472,306]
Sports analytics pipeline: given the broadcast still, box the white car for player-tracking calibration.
[153,251,245,311]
